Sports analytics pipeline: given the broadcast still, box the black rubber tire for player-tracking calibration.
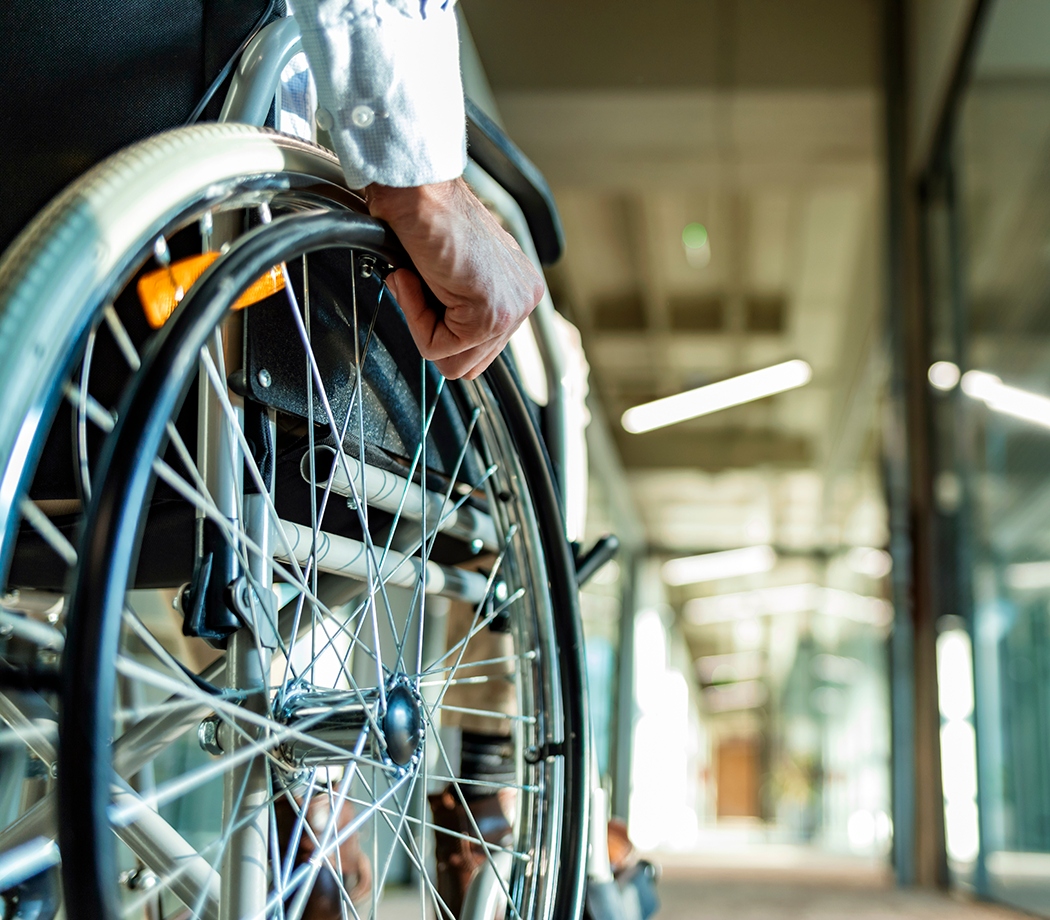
[59,209,589,920]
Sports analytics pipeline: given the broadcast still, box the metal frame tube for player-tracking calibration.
[277,519,489,604]
[218,631,271,920]
[219,17,303,127]
[302,447,498,551]
[111,781,221,920]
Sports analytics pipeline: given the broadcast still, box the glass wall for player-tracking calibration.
[927,1,1050,912]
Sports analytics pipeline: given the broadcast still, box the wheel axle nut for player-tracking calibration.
[198,715,223,756]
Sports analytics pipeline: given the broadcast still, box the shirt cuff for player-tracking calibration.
[294,0,467,189]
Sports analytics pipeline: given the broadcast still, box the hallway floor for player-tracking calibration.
[651,856,1033,920]
[655,877,1031,919]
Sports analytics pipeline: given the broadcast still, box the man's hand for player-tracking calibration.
[366,178,545,380]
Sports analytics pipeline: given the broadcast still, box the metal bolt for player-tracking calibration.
[198,715,223,756]
[257,368,272,388]
[121,868,158,891]
[471,538,484,555]
[174,583,191,613]
[48,762,58,780]
[359,255,377,279]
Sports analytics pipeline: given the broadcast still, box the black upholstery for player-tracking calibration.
[0,0,283,254]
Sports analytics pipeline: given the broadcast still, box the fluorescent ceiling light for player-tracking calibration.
[662,545,776,586]
[621,359,812,434]
[684,583,892,628]
[1006,561,1050,590]
[962,370,1050,429]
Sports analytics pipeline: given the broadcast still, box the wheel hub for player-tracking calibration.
[274,687,377,769]
[271,683,422,769]
[382,683,423,766]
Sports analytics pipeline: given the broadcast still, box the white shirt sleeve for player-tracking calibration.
[292,0,467,189]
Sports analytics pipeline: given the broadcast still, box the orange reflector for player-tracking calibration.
[137,252,286,329]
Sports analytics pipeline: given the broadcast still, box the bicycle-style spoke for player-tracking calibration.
[347,769,456,920]
[343,255,389,719]
[109,659,393,821]
[422,584,525,684]
[275,737,387,920]
[369,767,420,910]
[116,776,289,920]
[276,369,467,695]
[149,454,392,709]
[433,705,535,725]
[103,303,142,371]
[195,338,410,714]
[280,289,382,701]
[415,696,525,920]
[340,788,529,863]
[392,405,483,677]
[18,498,76,567]
[279,275,407,699]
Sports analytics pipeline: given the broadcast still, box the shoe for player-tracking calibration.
[274,792,372,919]
[607,817,636,877]
[428,786,514,919]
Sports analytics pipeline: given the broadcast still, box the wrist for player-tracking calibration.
[365,179,463,226]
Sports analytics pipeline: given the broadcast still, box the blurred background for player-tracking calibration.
[459,0,1050,916]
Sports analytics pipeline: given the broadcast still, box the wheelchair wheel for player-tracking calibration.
[58,208,588,920]
[0,124,385,901]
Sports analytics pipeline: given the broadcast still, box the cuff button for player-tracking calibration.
[351,105,376,128]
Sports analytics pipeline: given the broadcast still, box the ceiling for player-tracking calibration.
[462,0,888,571]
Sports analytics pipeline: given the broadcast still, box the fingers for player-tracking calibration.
[386,269,473,361]
[374,176,546,381]
[385,269,527,380]
[385,270,441,355]
[444,317,528,381]
[434,338,502,380]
